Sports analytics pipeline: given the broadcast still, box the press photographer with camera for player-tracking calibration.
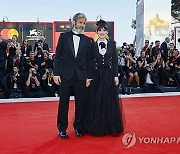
[153,52,167,86]
[137,51,148,87]
[126,52,140,88]
[7,49,24,73]
[152,40,160,59]
[21,39,32,57]
[39,50,53,74]
[142,40,153,61]
[34,37,49,52]
[143,63,163,93]
[7,35,20,59]
[165,49,180,87]
[6,65,24,98]
[168,43,175,58]
[24,68,43,98]
[24,51,39,73]
[129,44,135,57]
[42,68,59,97]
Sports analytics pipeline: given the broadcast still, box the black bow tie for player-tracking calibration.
[72,32,82,37]
[99,42,106,49]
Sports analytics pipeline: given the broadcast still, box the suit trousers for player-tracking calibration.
[57,70,86,132]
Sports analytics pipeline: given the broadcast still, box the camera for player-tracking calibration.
[10,75,17,81]
[13,55,20,64]
[146,64,154,71]
[32,70,37,77]
[150,42,154,47]
[46,68,53,75]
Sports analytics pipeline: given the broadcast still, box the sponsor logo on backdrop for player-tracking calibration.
[0,28,19,39]
[26,29,44,40]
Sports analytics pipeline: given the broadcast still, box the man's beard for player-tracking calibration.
[73,24,85,34]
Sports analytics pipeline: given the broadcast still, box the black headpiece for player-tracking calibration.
[96,19,107,27]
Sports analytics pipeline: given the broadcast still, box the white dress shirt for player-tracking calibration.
[146,73,154,84]
[72,30,80,58]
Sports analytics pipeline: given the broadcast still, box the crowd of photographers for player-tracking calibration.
[0,35,59,98]
[0,34,180,98]
[118,37,180,94]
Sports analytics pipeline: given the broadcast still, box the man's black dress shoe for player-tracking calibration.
[59,131,69,139]
[75,130,84,137]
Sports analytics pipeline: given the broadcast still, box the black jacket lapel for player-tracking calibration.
[67,31,75,57]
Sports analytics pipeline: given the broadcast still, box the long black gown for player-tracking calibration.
[83,40,124,136]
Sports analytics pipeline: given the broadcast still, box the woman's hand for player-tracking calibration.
[114,77,119,86]
[53,76,61,85]
[86,79,93,87]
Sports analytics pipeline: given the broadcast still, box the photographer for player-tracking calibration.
[142,40,153,61]
[168,43,175,58]
[24,68,43,98]
[143,63,163,93]
[152,40,160,59]
[42,68,59,97]
[6,65,24,98]
[7,35,20,59]
[34,37,49,52]
[7,49,24,73]
[129,44,135,57]
[20,39,32,57]
[24,51,39,73]
[39,51,53,74]
[166,49,180,87]
[137,51,148,87]
[126,52,140,87]
[153,52,166,86]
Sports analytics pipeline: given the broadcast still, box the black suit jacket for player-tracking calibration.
[53,31,92,80]
[160,41,168,55]
[0,40,7,59]
[91,40,118,77]
[21,45,32,56]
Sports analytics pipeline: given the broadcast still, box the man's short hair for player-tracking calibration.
[13,65,19,69]
[155,40,160,44]
[43,50,49,55]
[145,40,149,43]
[30,51,35,54]
[73,13,87,22]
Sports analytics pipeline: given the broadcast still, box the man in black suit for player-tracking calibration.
[160,37,170,62]
[53,13,93,139]
[0,34,7,60]
[143,63,163,93]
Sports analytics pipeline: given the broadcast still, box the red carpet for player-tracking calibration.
[0,96,180,154]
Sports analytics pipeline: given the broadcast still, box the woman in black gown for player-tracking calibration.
[83,20,124,136]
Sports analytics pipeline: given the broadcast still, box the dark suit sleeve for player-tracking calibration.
[160,42,167,52]
[150,69,159,85]
[0,41,7,59]
[86,39,93,79]
[53,33,64,76]
[112,41,118,77]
